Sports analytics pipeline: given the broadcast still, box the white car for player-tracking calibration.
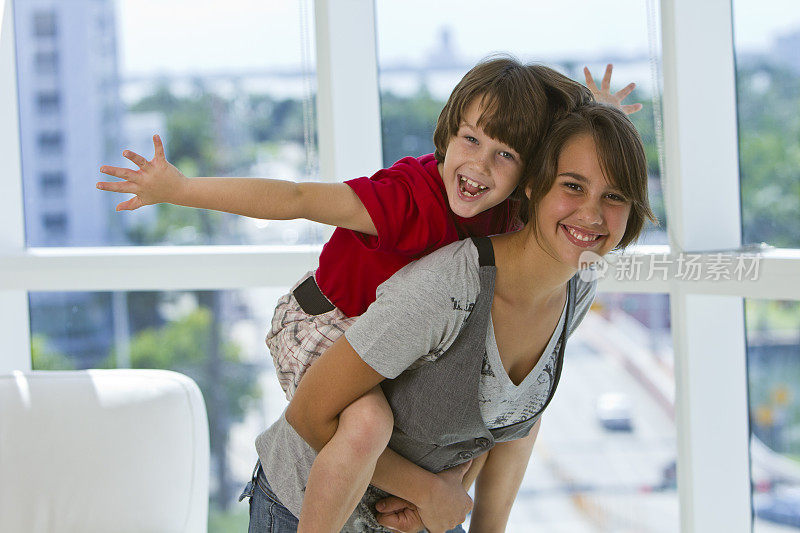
[595,392,634,431]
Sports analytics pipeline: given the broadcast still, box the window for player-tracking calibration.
[746,299,800,532]
[33,10,57,38]
[34,50,58,75]
[36,91,60,114]
[733,0,800,249]
[375,0,666,246]
[30,286,286,526]
[3,2,795,532]
[15,0,320,248]
[40,171,65,196]
[37,131,63,154]
[42,212,67,236]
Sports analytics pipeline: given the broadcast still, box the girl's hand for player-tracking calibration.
[377,460,473,533]
[96,134,188,211]
[583,64,643,115]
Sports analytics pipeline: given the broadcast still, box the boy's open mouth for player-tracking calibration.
[458,175,489,198]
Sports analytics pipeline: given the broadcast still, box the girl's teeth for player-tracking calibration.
[567,227,600,242]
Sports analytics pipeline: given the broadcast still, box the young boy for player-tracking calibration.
[97,58,638,531]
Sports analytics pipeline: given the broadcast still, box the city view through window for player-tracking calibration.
[13,0,800,530]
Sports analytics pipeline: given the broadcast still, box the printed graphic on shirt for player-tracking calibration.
[480,350,496,378]
[450,297,475,312]
[408,295,477,371]
[479,340,561,428]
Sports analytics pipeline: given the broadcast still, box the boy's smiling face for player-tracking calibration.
[437,98,523,219]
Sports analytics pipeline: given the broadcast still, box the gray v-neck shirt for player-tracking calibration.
[255,238,596,522]
[346,238,596,429]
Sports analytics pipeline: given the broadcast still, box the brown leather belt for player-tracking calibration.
[292,276,335,316]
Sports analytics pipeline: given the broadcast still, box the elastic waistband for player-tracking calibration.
[292,275,336,316]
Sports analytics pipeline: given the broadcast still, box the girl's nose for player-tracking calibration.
[577,200,604,225]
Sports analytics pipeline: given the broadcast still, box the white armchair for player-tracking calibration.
[0,370,210,533]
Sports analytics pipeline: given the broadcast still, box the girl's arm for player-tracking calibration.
[468,418,541,533]
[96,134,377,235]
[286,334,473,529]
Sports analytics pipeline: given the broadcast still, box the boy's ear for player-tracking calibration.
[524,184,532,200]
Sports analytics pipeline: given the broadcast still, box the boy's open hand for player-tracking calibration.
[584,64,643,115]
[96,134,187,211]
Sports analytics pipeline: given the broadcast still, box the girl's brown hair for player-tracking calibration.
[522,103,658,249]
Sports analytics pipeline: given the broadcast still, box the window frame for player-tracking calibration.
[2,0,798,530]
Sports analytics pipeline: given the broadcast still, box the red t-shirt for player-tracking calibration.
[315,154,518,318]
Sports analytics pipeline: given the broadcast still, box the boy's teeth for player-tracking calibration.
[567,226,600,242]
[460,176,488,190]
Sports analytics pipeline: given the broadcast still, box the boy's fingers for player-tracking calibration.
[376,496,415,513]
[615,82,636,99]
[153,134,165,159]
[123,150,149,170]
[376,509,418,532]
[100,165,138,182]
[601,63,613,90]
[97,181,137,194]
[622,103,643,115]
[583,67,598,91]
[116,196,143,211]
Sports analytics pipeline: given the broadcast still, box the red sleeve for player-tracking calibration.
[345,166,452,256]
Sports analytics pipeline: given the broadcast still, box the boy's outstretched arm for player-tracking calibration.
[584,63,643,115]
[96,134,378,236]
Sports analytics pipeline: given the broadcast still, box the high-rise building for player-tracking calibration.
[15,0,124,366]
[15,0,124,246]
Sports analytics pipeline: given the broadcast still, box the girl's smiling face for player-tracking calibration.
[534,133,632,268]
[437,98,523,219]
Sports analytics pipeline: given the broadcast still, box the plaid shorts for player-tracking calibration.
[266,272,357,400]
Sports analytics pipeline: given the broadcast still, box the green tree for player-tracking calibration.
[380,86,444,167]
[106,305,261,507]
[31,334,75,370]
[736,60,800,248]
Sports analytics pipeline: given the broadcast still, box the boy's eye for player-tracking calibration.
[464,135,478,143]
[499,151,515,160]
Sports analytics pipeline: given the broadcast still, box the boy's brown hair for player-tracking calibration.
[523,103,658,249]
[433,55,592,210]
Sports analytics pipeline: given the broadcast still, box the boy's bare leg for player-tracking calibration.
[297,385,393,533]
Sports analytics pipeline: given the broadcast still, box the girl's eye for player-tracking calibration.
[563,182,582,191]
[606,193,628,203]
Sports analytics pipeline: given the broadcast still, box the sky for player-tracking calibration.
[116,0,800,76]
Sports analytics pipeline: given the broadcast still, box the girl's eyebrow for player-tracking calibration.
[558,172,626,195]
[558,172,588,182]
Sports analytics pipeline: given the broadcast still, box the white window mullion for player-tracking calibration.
[314,0,382,182]
[0,0,31,372]
[661,0,752,531]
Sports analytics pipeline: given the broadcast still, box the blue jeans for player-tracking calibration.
[239,461,467,533]
[239,462,298,532]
